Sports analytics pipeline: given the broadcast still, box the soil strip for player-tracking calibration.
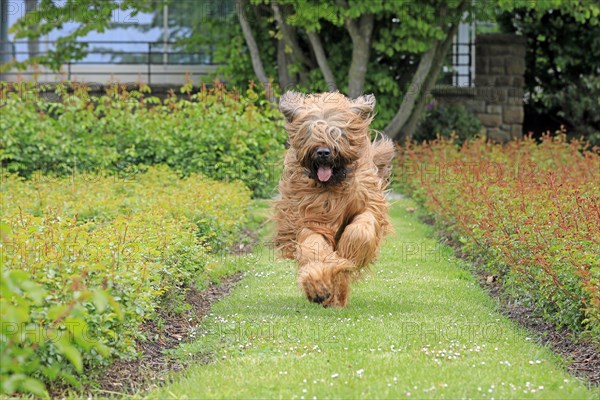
[96,272,244,395]
[479,272,599,386]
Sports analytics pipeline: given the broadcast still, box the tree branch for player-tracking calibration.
[335,0,360,42]
[384,47,435,138]
[336,0,374,46]
[277,37,295,89]
[359,12,375,41]
[272,3,315,70]
[335,0,373,97]
[306,30,337,91]
[400,19,463,141]
[236,0,268,85]
[385,0,469,141]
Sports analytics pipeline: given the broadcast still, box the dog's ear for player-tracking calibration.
[279,91,305,123]
[350,94,376,118]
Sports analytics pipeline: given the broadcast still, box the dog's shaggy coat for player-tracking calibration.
[274,91,395,307]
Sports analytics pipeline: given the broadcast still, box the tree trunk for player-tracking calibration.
[345,13,374,98]
[335,1,373,97]
[25,0,39,58]
[347,37,370,98]
[306,31,337,91]
[400,22,461,141]
[236,0,268,86]
[383,48,436,139]
[277,38,295,90]
[385,0,468,141]
[272,3,315,70]
[0,0,10,66]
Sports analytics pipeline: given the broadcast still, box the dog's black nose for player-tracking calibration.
[313,294,326,304]
[316,147,331,157]
[310,291,331,304]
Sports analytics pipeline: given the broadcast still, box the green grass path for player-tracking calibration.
[149,199,596,399]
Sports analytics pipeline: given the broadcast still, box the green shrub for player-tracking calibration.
[0,167,251,395]
[498,8,600,146]
[397,134,600,339]
[415,102,484,145]
[543,74,600,146]
[1,254,116,398]
[0,82,286,198]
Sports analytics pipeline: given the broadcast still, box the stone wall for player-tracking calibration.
[433,33,527,143]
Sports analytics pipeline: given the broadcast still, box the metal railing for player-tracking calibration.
[0,40,217,84]
[2,38,476,86]
[450,39,474,87]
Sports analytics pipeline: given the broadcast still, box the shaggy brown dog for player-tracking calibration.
[274,91,395,307]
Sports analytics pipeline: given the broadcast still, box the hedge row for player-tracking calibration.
[0,167,251,397]
[0,81,286,198]
[397,135,600,339]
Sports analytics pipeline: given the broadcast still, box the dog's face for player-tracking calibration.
[279,92,375,185]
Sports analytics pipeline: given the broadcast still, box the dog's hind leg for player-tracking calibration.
[336,211,381,269]
[296,228,353,307]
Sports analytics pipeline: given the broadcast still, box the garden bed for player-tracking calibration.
[96,272,244,396]
[396,134,600,340]
[1,167,252,396]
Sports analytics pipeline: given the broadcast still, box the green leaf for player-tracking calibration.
[92,290,109,313]
[1,373,22,395]
[0,222,10,239]
[94,342,111,358]
[107,296,124,321]
[19,378,49,398]
[47,304,69,321]
[8,270,30,286]
[58,370,82,389]
[20,280,47,305]
[40,364,61,380]
[55,339,83,373]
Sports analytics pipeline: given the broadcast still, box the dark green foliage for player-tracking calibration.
[544,75,600,146]
[414,102,483,145]
[498,8,600,144]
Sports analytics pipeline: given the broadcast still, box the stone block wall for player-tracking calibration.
[433,33,527,143]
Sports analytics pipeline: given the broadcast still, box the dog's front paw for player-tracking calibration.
[298,263,350,308]
[298,265,332,305]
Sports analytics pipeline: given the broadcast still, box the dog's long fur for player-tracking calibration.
[274,92,395,307]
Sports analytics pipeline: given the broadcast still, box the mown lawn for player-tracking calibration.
[148,198,597,399]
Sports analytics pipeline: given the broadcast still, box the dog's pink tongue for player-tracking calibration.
[317,166,333,182]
